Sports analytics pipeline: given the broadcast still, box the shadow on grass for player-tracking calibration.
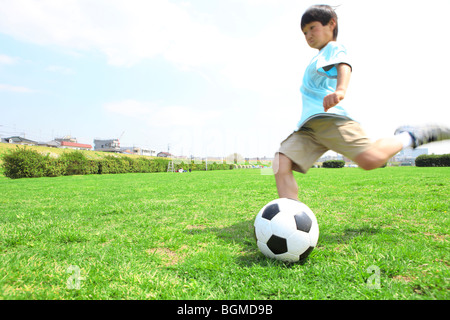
[319,225,383,245]
[182,221,387,269]
[184,219,312,267]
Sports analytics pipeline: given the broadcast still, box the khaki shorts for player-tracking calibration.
[278,116,372,173]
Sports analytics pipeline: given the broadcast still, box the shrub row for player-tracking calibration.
[415,154,450,167]
[322,160,345,168]
[1,147,233,179]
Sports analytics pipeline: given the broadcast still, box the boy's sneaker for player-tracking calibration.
[394,124,450,148]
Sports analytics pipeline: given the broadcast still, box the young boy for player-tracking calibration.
[274,5,450,200]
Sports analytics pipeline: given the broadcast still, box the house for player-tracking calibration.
[39,140,92,150]
[2,136,38,145]
[136,147,156,157]
[122,146,156,157]
[38,140,61,148]
[59,141,92,150]
[392,148,428,165]
[55,136,77,143]
[157,151,173,158]
[39,136,92,150]
[94,139,121,152]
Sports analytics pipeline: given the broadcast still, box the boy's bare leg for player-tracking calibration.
[273,153,299,200]
[354,137,402,170]
[356,124,450,170]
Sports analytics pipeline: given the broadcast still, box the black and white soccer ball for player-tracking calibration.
[254,198,319,263]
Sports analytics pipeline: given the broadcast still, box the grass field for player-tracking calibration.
[0,167,448,300]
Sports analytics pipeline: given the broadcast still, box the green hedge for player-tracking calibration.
[322,160,345,168]
[1,147,47,179]
[1,147,234,179]
[415,154,450,167]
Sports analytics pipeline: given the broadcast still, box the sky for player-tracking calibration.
[1,0,449,159]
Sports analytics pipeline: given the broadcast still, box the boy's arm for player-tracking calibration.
[323,63,352,112]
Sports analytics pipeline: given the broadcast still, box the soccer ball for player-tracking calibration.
[254,198,319,263]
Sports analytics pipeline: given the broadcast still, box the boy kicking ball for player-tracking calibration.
[274,5,450,200]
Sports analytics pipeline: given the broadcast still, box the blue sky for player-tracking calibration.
[1,0,449,158]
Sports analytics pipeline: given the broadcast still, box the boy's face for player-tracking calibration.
[302,20,336,50]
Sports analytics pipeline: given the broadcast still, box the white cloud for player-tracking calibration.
[104,99,153,117]
[0,1,302,91]
[104,99,222,128]
[152,105,222,128]
[0,54,19,65]
[0,83,36,93]
[46,65,75,75]
[0,0,231,66]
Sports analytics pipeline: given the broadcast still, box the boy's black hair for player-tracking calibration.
[301,5,338,40]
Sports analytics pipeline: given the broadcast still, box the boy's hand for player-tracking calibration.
[323,90,345,112]
[323,63,351,112]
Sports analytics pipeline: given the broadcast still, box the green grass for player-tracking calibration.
[0,168,448,300]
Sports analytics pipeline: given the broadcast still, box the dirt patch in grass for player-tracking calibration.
[392,275,414,282]
[146,247,186,266]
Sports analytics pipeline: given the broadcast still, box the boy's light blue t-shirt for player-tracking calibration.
[297,41,352,129]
